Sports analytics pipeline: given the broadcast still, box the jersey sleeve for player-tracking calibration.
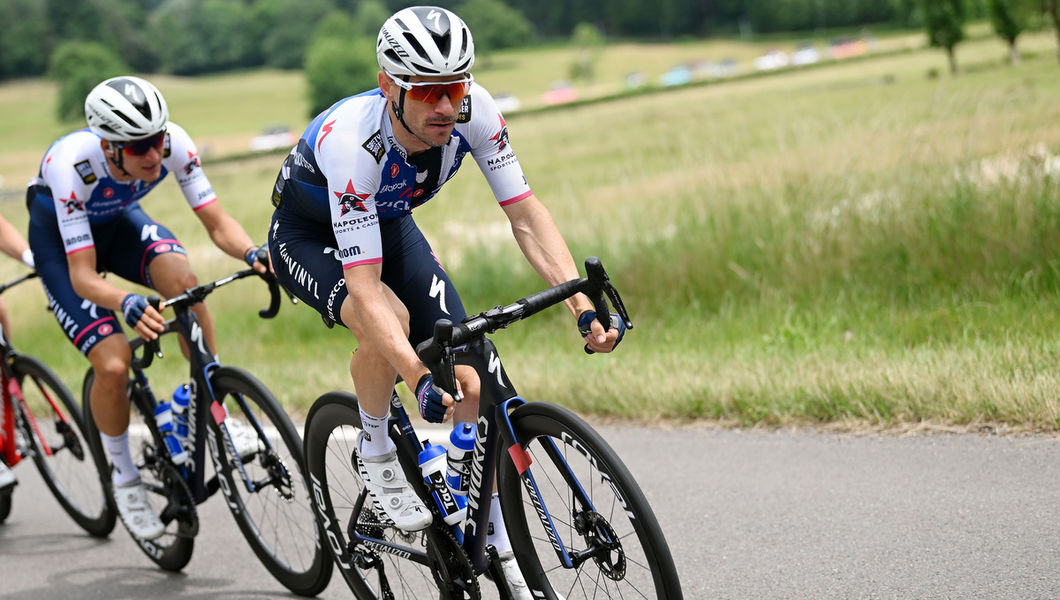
[315,113,384,270]
[41,140,95,255]
[163,122,217,211]
[466,85,533,206]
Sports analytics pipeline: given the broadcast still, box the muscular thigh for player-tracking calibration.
[379,216,466,347]
[269,212,348,327]
[100,204,188,289]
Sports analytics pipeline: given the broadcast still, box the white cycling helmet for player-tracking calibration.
[376,6,475,77]
[85,76,169,142]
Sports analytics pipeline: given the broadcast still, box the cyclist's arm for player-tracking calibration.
[0,214,30,263]
[502,196,619,352]
[502,195,592,317]
[67,248,164,339]
[193,202,266,273]
[343,263,431,387]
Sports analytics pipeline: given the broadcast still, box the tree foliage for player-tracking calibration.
[455,0,533,54]
[919,0,966,73]
[48,41,130,122]
[987,0,1039,63]
[304,36,378,117]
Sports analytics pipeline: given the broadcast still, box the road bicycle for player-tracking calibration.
[303,257,682,599]
[81,260,332,596]
[0,271,115,534]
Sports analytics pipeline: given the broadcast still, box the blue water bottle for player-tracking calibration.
[418,442,467,526]
[171,384,190,446]
[446,422,475,495]
[154,401,189,465]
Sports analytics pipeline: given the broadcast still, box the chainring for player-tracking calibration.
[427,525,480,600]
[155,461,199,538]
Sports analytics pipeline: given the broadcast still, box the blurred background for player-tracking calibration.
[0,0,1058,430]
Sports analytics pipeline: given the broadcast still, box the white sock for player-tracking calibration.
[359,407,394,457]
[101,430,139,487]
[487,493,512,556]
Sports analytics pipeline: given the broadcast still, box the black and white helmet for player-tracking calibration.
[84,76,169,142]
[376,6,475,77]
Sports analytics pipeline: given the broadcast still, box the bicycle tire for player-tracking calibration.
[303,392,478,599]
[13,354,115,536]
[82,369,196,571]
[497,402,683,600]
[0,463,11,523]
[208,366,332,597]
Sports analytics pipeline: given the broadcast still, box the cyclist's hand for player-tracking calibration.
[121,293,164,341]
[416,373,457,423]
[244,245,270,275]
[578,310,626,354]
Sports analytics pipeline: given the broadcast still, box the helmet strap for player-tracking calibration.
[105,144,133,178]
[392,76,418,138]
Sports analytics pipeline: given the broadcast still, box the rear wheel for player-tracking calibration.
[13,354,114,536]
[208,366,332,596]
[82,369,196,571]
[303,392,478,599]
[497,402,683,600]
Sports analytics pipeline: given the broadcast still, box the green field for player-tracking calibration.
[1,27,1058,430]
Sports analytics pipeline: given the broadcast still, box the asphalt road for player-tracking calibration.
[1,424,1058,599]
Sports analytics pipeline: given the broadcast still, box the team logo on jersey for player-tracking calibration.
[61,191,84,214]
[489,115,509,153]
[74,160,97,184]
[183,150,202,175]
[334,180,370,216]
[362,130,385,163]
[163,133,172,158]
[390,164,400,178]
[99,323,113,336]
[103,187,114,199]
[456,95,472,124]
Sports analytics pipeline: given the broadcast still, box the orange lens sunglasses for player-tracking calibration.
[387,72,473,104]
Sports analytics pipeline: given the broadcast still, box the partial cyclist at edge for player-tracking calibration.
[268,5,624,598]
[0,213,35,495]
[26,76,269,541]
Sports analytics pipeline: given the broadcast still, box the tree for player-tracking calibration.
[1047,0,1060,66]
[48,41,129,122]
[304,36,378,117]
[456,0,534,56]
[0,0,49,79]
[256,0,335,69]
[919,0,966,74]
[350,0,391,38]
[987,0,1038,64]
[569,22,604,83]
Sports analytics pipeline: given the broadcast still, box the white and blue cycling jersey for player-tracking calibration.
[271,82,532,270]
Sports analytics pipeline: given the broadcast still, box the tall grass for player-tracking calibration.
[0,31,1058,429]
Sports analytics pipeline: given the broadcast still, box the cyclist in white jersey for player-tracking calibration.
[26,76,268,540]
[0,213,34,492]
[268,7,623,598]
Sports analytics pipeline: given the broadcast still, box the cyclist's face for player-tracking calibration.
[381,72,464,149]
[101,139,164,182]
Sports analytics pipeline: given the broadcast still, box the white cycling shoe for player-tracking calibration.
[498,552,534,600]
[355,432,431,532]
[0,461,16,491]
[114,479,165,540]
[224,417,261,461]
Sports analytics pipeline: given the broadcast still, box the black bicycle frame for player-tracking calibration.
[126,269,281,505]
[351,257,633,575]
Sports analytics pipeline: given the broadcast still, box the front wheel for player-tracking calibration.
[14,355,115,536]
[82,368,196,572]
[303,392,478,599]
[498,402,683,600]
[208,366,332,597]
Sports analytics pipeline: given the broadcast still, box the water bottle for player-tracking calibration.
[171,384,190,446]
[418,442,467,526]
[154,401,189,465]
[446,422,475,496]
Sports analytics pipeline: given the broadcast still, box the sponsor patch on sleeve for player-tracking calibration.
[362,130,385,163]
[73,160,96,184]
[456,95,472,124]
